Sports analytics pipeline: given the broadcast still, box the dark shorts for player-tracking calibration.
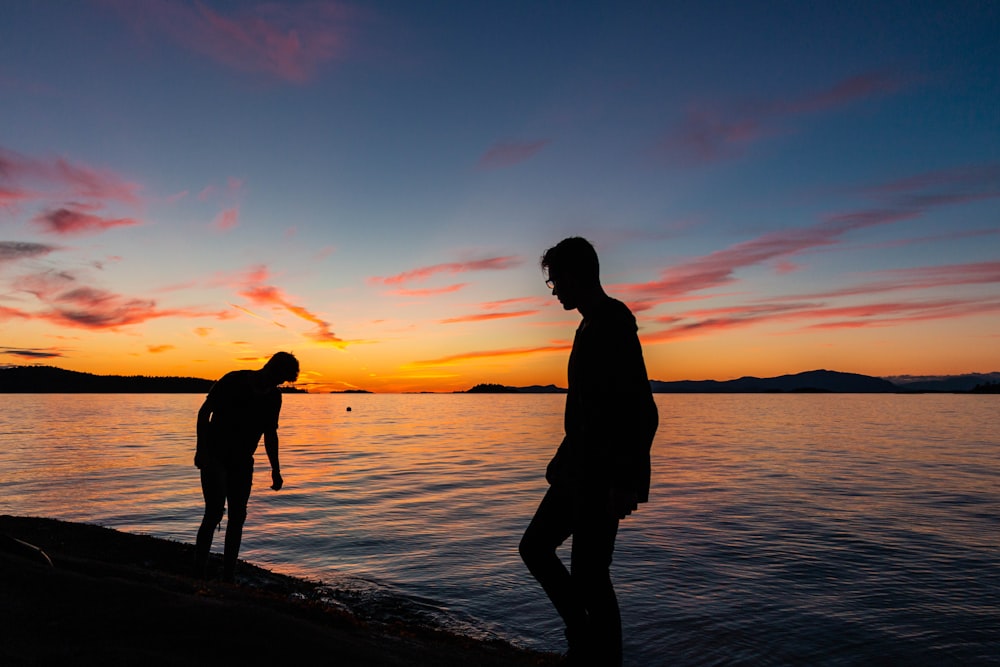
[200,458,254,520]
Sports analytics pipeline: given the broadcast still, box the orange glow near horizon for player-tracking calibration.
[14,307,998,394]
[7,245,997,393]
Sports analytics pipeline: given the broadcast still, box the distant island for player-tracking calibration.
[0,365,214,393]
[1,365,998,394]
[0,365,310,394]
[463,370,1000,394]
[648,369,898,393]
[464,383,566,394]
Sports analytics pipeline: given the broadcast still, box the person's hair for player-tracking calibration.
[263,351,299,383]
[540,236,600,286]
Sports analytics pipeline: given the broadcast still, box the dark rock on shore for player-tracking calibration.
[0,515,554,666]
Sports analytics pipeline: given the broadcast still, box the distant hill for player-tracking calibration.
[464,383,567,394]
[452,370,1000,394]
[468,371,901,394]
[886,372,1000,392]
[0,365,213,393]
[649,369,898,393]
[516,384,568,394]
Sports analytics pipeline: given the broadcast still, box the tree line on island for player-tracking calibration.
[3,365,997,394]
[467,370,1000,394]
[0,365,302,394]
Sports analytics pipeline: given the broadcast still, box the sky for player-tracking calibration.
[1,1,998,393]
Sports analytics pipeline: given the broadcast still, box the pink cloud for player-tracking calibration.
[641,296,1000,344]
[857,163,1000,208]
[313,245,337,260]
[389,283,469,297]
[619,210,912,310]
[872,261,1000,286]
[480,296,545,310]
[780,72,907,115]
[31,208,141,236]
[410,343,572,367]
[48,158,142,204]
[830,226,1000,254]
[208,264,271,290]
[659,106,768,163]
[803,300,1000,330]
[641,259,1000,341]
[49,288,196,329]
[477,140,551,170]
[51,284,224,328]
[780,261,1000,302]
[619,162,996,313]
[371,256,522,286]
[773,260,801,275]
[198,178,244,202]
[238,277,348,348]
[0,305,32,321]
[0,185,36,207]
[47,289,165,328]
[165,190,189,203]
[9,269,226,330]
[0,146,142,205]
[212,207,240,231]
[108,0,361,83]
[659,71,909,165]
[440,310,540,324]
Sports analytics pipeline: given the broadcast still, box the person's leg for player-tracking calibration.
[571,509,622,666]
[519,485,589,651]
[221,461,253,582]
[195,466,227,578]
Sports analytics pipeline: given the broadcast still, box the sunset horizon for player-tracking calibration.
[2,360,998,395]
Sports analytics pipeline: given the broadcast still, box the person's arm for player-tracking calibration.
[545,435,573,486]
[194,397,213,468]
[264,391,284,490]
[264,429,283,490]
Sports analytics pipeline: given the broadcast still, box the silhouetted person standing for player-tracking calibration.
[519,237,658,666]
[194,352,299,582]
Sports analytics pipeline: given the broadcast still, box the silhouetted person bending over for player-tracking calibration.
[519,237,658,666]
[195,352,300,582]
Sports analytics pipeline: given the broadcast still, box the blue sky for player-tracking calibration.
[1,1,998,391]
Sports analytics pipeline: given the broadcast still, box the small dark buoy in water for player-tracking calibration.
[346,406,352,412]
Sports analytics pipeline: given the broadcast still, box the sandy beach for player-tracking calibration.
[0,515,556,666]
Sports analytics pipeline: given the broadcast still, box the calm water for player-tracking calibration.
[2,393,998,666]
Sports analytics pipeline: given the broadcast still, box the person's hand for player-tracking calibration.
[194,452,203,469]
[609,486,638,519]
[270,469,284,491]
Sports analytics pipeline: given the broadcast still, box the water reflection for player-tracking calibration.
[2,393,998,665]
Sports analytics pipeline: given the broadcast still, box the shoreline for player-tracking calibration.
[0,515,555,666]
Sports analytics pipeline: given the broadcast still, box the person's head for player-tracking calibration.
[261,351,300,386]
[541,236,601,310]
